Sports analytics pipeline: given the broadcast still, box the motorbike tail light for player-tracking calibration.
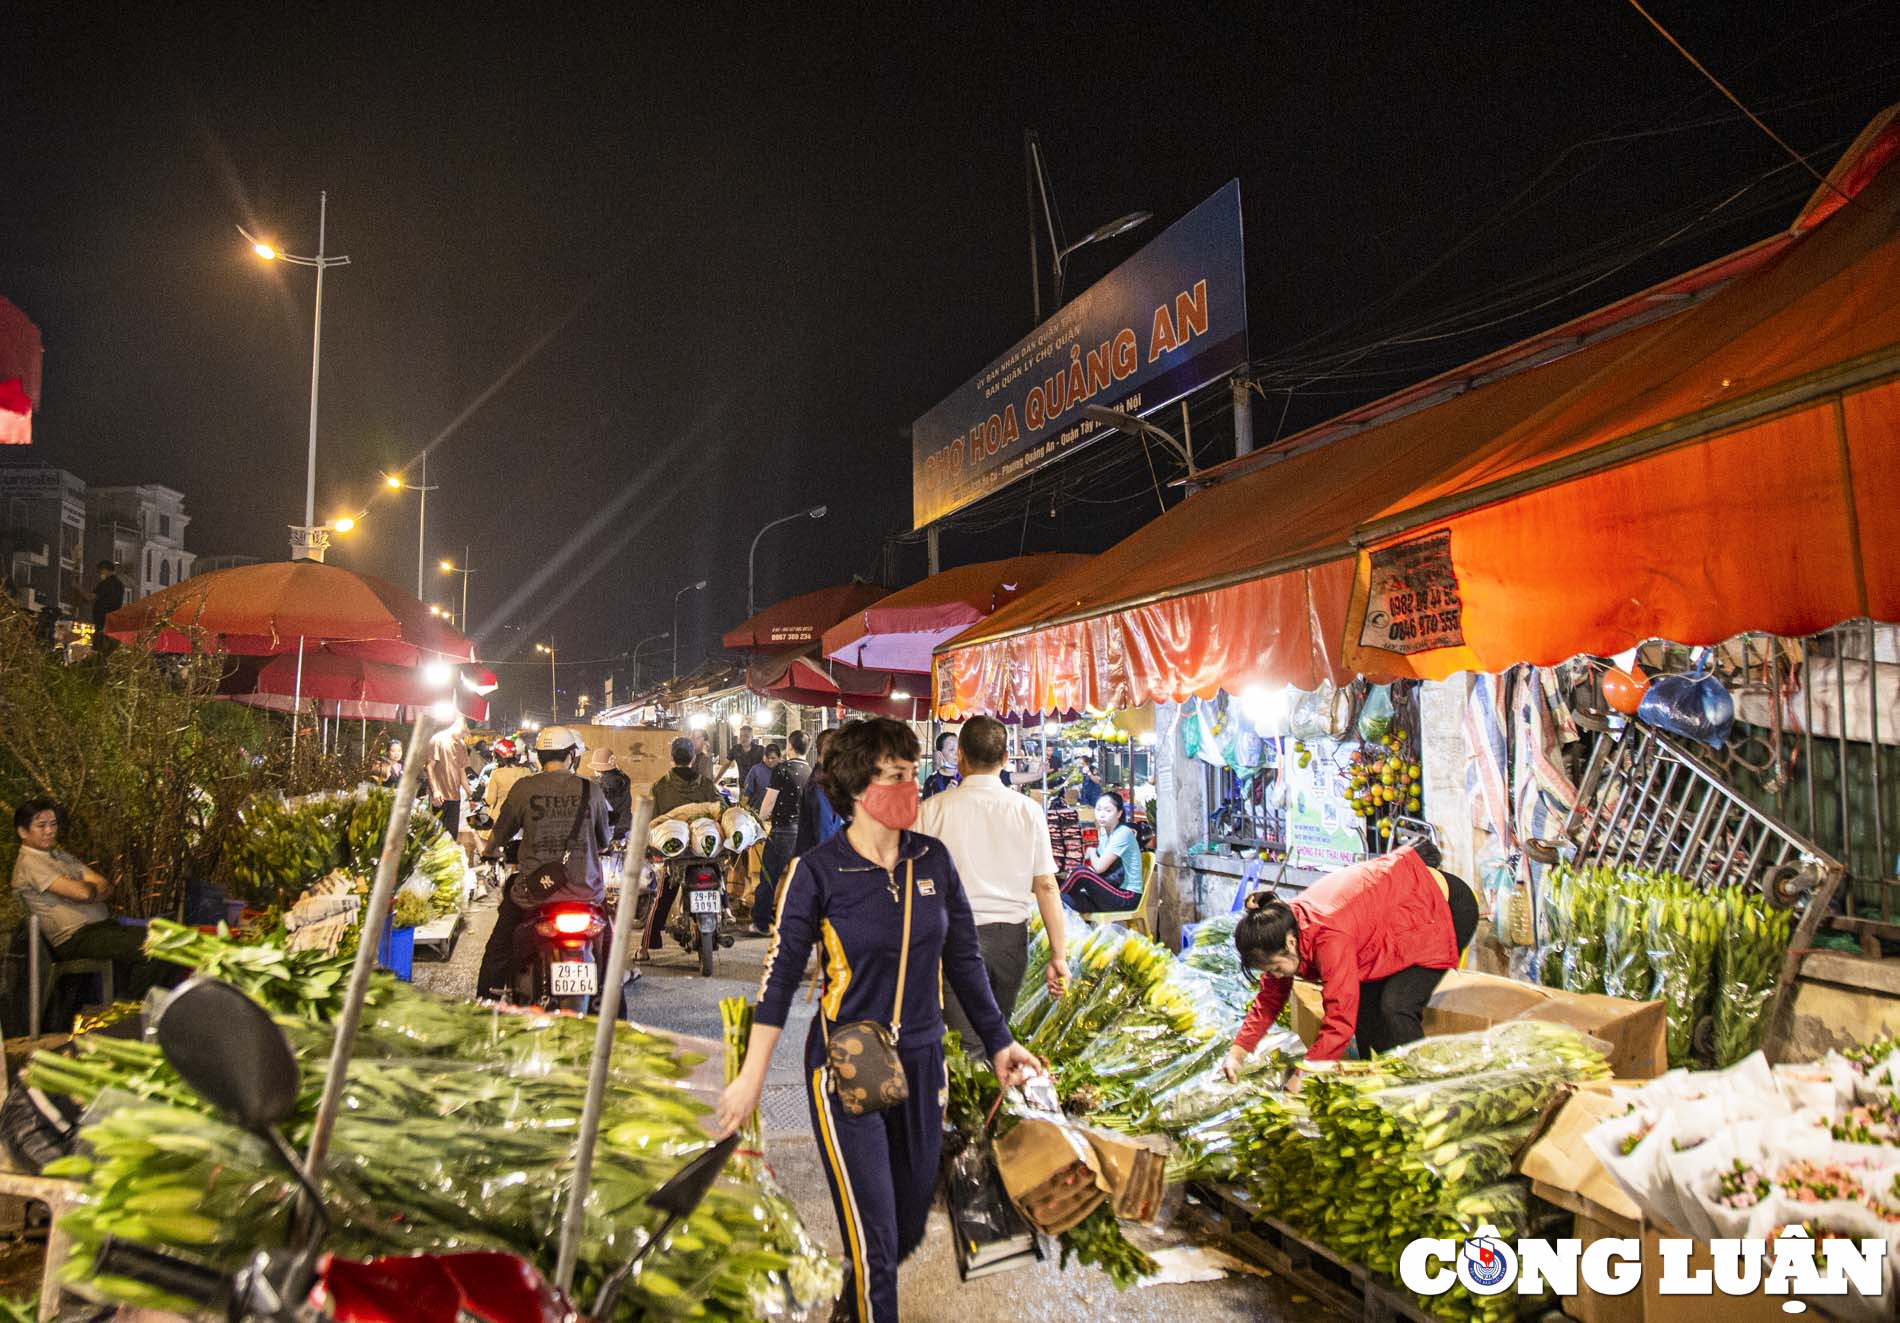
[551,910,593,935]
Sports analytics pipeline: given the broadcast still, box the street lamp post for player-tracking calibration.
[239,194,351,560]
[384,456,440,597]
[535,641,557,723]
[1021,133,1150,316]
[630,631,670,693]
[747,506,828,619]
[1079,404,1196,505]
[440,547,474,634]
[672,579,707,679]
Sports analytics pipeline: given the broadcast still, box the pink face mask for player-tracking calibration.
[858,779,920,831]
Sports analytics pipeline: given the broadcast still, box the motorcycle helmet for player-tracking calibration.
[534,724,585,755]
[688,816,723,859]
[492,736,517,760]
[649,820,691,858]
[721,806,763,853]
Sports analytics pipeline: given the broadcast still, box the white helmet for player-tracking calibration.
[534,724,585,755]
[721,806,763,853]
[688,816,723,858]
[649,820,691,857]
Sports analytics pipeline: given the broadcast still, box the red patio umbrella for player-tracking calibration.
[105,560,475,665]
[820,554,1091,674]
[746,648,927,721]
[217,652,492,724]
[721,582,889,653]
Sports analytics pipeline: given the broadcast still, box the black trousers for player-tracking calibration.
[943,920,1028,1052]
[1353,874,1482,1055]
[476,892,534,1000]
[54,920,179,1002]
[642,871,680,951]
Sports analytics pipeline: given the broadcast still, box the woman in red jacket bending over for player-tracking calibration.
[1219,842,1479,1081]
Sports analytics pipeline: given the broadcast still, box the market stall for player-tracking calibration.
[934,110,1900,960]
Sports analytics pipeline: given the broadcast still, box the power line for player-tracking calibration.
[1625,0,1852,202]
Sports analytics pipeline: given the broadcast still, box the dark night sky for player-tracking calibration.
[5,4,1897,723]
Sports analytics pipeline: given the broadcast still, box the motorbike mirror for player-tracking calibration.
[156,977,302,1131]
[647,1133,740,1218]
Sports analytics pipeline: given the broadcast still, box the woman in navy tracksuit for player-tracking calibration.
[717,718,1039,1323]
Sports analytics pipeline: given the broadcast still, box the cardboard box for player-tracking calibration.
[992,1116,1108,1235]
[1515,994,1666,1081]
[1564,1212,1644,1323]
[1288,969,1667,1078]
[1520,1085,1643,1222]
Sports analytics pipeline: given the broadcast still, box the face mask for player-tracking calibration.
[858,780,920,831]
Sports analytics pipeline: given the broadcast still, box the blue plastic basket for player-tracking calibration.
[377,924,415,981]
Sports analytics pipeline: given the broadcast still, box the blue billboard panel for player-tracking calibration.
[912,180,1247,528]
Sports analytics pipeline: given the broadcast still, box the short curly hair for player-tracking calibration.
[823,718,921,816]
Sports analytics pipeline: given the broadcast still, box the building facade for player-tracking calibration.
[85,484,194,599]
[0,461,87,614]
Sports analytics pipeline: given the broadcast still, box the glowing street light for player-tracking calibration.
[673,579,707,680]
[330,515,357,535]
[382,460,440,597]
[535,641,558,723]
[237,192,351,561]
[439,547,474,634]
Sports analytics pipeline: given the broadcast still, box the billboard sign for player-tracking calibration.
[912,180,1247,528]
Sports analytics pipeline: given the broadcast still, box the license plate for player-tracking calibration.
[551,960,598,997]
[688,889,723,915]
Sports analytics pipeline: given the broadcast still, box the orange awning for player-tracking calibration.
[937,109,1900,716]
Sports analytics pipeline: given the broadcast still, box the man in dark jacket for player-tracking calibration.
[652,737,722,816]
[590,748,634,843]
[640,737,724,960]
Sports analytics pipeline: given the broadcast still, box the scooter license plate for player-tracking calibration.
[551,960,598,997]
[688,889,723,915]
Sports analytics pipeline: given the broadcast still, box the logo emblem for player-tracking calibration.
[1456,1226,1519,1296]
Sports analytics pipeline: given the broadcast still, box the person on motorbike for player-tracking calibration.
[637,737,725,961]
[476,726,614,1000]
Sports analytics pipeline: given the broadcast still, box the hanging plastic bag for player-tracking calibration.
[1637,653,1736,748]
[1358,684,1396,743]
[1289,683,1351,741]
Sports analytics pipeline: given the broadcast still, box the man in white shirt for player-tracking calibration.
[919,715,1069,1049]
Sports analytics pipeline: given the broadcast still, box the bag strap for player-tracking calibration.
[890,858,914,1037]
[562,780,592,853]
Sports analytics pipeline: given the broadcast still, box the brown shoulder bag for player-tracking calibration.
[822,859,914,1116]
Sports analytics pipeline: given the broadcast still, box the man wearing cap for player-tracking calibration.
[639,737,724,960]
[477,725,613,1000]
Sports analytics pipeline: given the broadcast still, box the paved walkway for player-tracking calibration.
[415,897,1336,1322]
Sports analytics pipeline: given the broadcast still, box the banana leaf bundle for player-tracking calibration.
[1537,863,1567,987]
[1600,872,1652,1002]
[226,793,348,902]
[1554,865,1607,994]
[1713,886,1795,1067]
[1642,874,1722,1068]
[1014,922,1123,1046]
[32,1005,836,1321]
[1376,1020,1610,1082]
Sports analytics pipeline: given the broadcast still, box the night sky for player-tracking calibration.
[5,4,1896,723]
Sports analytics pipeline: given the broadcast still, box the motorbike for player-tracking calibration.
[659,853,735,978]
[643,812,746,978]
[95,976,738,1323]
[519,899,612,1011]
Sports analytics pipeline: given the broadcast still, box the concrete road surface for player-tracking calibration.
[416,897,1339,1322]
